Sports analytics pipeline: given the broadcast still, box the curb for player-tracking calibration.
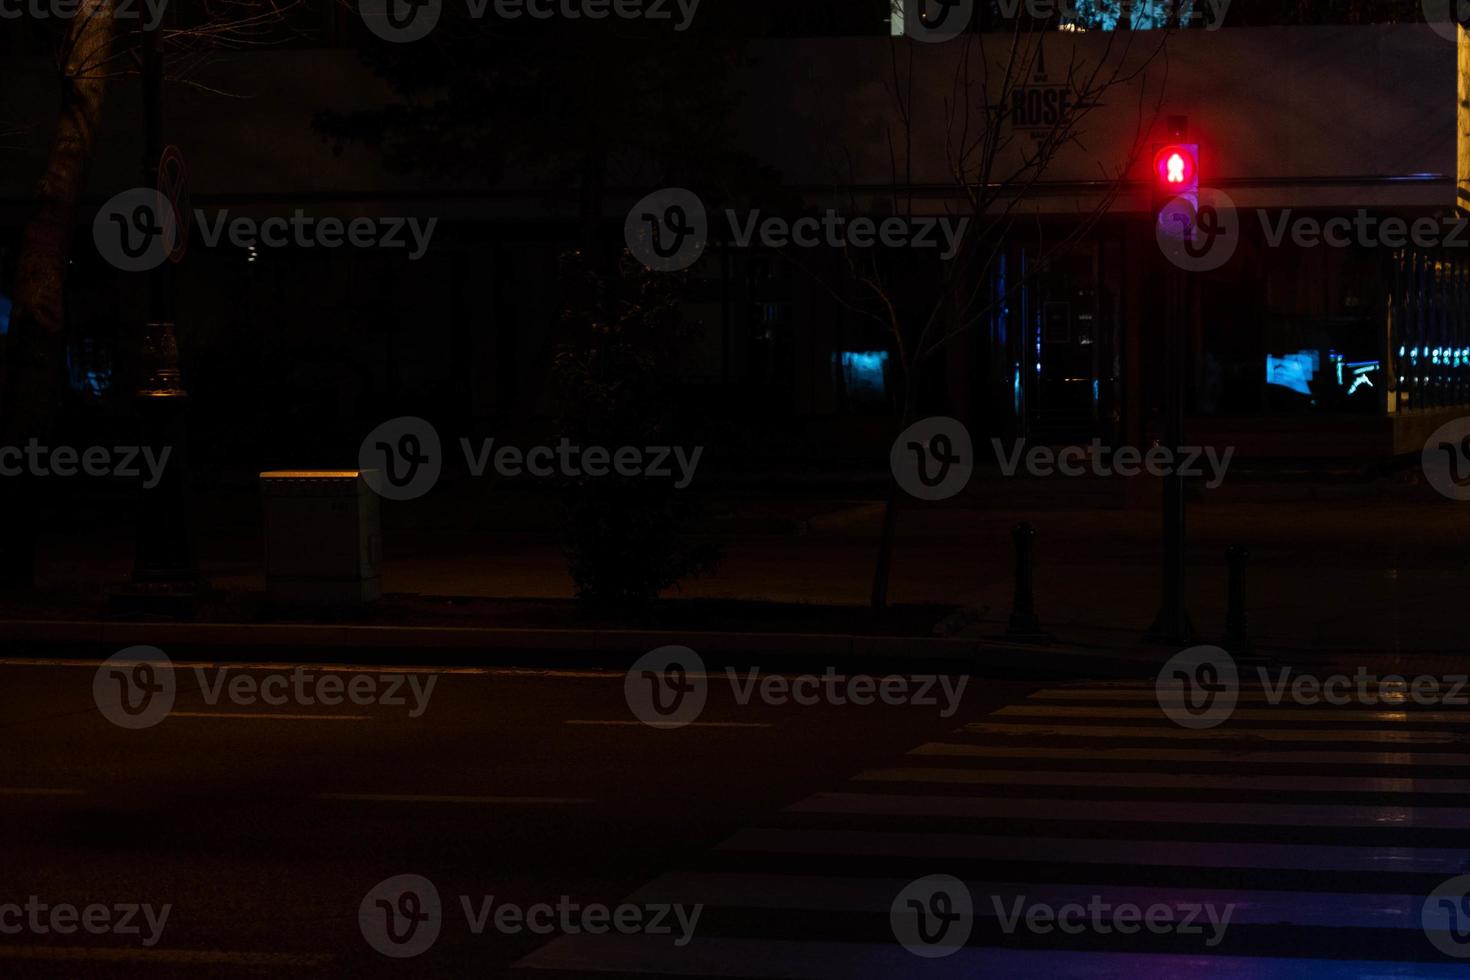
[0,620,1163,679]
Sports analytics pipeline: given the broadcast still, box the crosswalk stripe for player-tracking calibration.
[312,793,592,805]
[514,935,1470,978]
[854,767,1470,794]
[564,720,774,728]
[168,712,371,721]
[517,678,1470,978]
[788,792,1470,829]
[964,722,1464,744]
[714,828,1470,874]
[1033,688,1448,705]
[1034,689,1198,700]
[623,871,1426,930]
[996,704,1470,723]
[910,742,1470,766]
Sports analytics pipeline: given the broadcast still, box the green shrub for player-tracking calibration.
[553,251,720,616]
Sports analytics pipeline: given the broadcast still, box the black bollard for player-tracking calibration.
[1006,522,1049,642]
[1221,546,1253,657]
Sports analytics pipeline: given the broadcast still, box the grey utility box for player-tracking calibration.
[261,471,381,604]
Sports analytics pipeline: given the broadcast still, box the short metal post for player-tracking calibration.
[1221,545,1252,656]
[1006,522,1048,642]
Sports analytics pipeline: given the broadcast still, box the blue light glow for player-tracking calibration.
[1266,351,1317,397]
[895,0,1177,32]
[78,371,109,397]
[1063,0,1172,29]
[65,338,114,398]
[837,350,888,400]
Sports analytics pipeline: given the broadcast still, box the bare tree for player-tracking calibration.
[808,14,1171,609]
[4,1,117,448]
[0,0,304,584]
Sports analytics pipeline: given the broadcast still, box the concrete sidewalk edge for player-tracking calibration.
[0,619,1165,678]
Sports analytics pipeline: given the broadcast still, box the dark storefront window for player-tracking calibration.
[1260,242,1384,416]
[1199,214,1389,417]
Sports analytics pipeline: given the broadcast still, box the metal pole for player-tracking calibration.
[120,22,199,611]
[1221,545,1252,656]
[1006,521,1049,642]
[1147,261,1193,643]
[144,26,164,322]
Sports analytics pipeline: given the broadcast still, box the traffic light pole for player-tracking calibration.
[1147,259,1193,644]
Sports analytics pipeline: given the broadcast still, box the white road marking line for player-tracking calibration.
[313,793,592,804]
[997,704,1470,723]
[714,827,1470,873]
[564,720,773,728]
[788,791,1470,828]
[0,659,892,683]
[963,722,1463,744]
[0,947,330,966]
[168,712,371,721]
[910,742,1470,766]
[0,788,83,796]
[0,659,625,678]
[854,767,1470,794]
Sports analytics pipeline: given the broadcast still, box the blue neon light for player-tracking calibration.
[837,350,889,400]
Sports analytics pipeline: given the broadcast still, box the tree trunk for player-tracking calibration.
[869,378,920,612]
[0,1,115,587]
[868,479,901,611]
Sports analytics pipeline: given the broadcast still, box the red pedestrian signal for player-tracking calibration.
[1153,143,1200,242]
[1153,144,1199,194]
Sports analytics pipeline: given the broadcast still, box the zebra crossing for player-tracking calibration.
[514,677,1470,978]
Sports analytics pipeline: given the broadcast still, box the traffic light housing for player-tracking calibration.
[1153,142,1200,241]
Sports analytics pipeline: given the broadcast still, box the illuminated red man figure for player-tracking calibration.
[1166,152,1186,184]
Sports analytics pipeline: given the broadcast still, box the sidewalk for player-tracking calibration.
[2,470,1464,665]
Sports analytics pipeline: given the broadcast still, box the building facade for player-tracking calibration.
[0,23,1462,468]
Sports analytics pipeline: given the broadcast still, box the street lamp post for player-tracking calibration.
[117,24,199,611]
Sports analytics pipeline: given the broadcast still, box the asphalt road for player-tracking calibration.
[4,651,1470,978]
[0,652,1018,977]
